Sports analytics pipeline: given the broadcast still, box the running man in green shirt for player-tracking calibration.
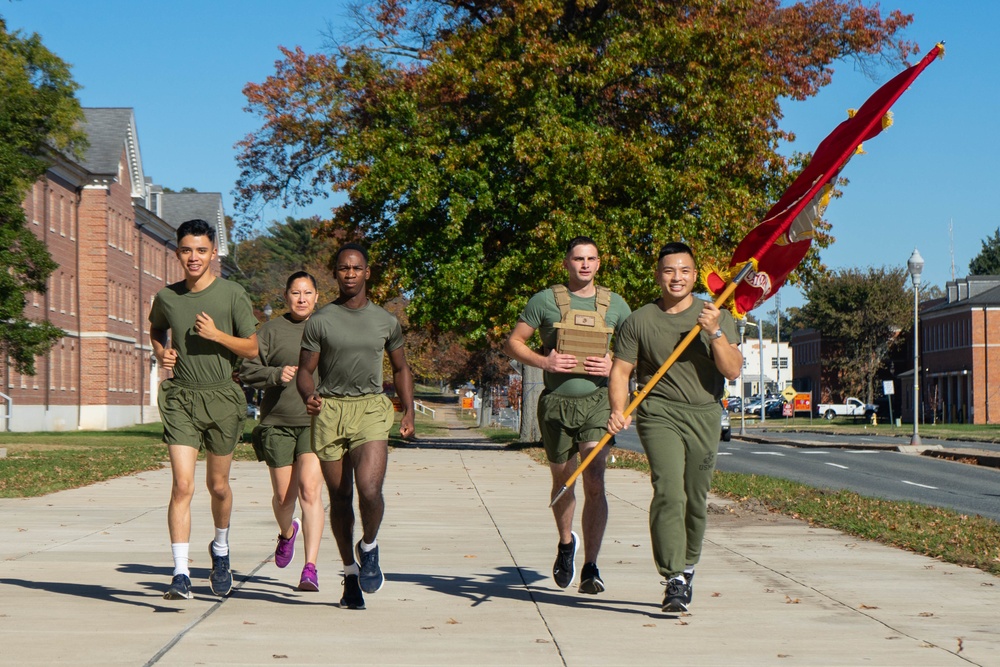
[504,237,631,595]
[296,243,415,610]
[606,242,742,613]
[149,219,259,600]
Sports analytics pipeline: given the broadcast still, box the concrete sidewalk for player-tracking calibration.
[1,430,998,666]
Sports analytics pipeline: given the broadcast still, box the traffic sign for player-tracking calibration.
[781,386,797,402]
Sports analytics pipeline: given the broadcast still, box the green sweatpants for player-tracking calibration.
[635,397,720,578]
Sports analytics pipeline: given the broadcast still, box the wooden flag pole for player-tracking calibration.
[549,263,752,508]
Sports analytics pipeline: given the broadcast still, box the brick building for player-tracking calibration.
[0,108,232,432]
[790,275,1000,425]
[908,276,1000,425]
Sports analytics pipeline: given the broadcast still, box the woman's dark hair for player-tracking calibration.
[285,271,317,291]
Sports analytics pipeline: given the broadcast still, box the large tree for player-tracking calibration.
[968,227,1000,276]
[797,266,912,403]
[235,0,914,345]
[0,19,86,374]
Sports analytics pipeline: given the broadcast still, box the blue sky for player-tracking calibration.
[2,1,994,310]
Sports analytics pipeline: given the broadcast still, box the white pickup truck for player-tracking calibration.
[816,397,877,420]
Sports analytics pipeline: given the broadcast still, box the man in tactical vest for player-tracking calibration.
[504,237,631,595]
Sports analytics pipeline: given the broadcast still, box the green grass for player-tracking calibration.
[509,442,1000,577]
[0,407,440,497]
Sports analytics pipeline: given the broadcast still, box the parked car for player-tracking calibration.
[720,405,731,442]
[742,398,761,414]
[246,403,260,420]
[722,396,742,413]
[764,399,789,418]
[816,397,877,421]
[746,398,782,416]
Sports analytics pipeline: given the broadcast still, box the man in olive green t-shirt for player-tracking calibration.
[149,219,259,601]
[504,236,631,596]
[606,241,742,614]
[296,243,415,610]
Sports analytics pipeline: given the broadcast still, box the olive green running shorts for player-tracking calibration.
[158,378,246,456]
[311,393,394,462]
[251,424,312,468]
[537,387,611,464]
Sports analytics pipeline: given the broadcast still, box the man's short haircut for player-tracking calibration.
[285,271,318,291]
[658,241,696,263]
[176,219,216,245]
[335,242,368,265]
[566,236,599,255]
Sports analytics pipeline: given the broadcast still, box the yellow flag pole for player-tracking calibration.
[549,264,751,508]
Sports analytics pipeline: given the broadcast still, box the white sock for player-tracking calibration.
[359,539,377,553]
[213,527,230,556]
[171,543,190,576]
[344,563,360,576]
[684,566,695,576]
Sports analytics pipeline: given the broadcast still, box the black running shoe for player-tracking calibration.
[355,541,385,594]
[683,570,695,606]
[578,562,605,595]
[163,573,192,600]
[208,542,233,597]
[552,531,579,589]
[662,576,690,613]
[340,573,366,609]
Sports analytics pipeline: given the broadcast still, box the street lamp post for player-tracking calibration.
[907,248,924,446]
[738,318,747,436]
[758,315,766,424]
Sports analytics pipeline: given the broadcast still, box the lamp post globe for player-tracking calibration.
[906,249,923,446]
[263,303,273,321]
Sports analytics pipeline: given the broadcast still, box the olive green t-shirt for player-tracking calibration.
[518,287,632,397]
[614,297,738,406]
[300,301,404,397]
[239,314,317,427]
[148,278,258,386]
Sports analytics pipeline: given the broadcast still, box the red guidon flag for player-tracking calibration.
[703,43,944,317]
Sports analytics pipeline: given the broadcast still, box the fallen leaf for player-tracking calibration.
[272,655,287,659]
[447,618,460,625]
[243,621,257,625]
[421,626,435,630]
[918,612,934,617]
[464,554,476,559]
[784,596,801,604]
[711,592,721,597]
[858,604,878,610]
[643,624,656,628]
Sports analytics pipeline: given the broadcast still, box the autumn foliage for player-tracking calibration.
[235,0,915,344]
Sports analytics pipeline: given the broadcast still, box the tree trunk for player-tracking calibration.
[477,386,492,428]
[519,365,542,442]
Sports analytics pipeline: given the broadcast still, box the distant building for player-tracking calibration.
[0,108,233,431]
[733,334,792,400]
[908,276,1000,425]
[790,275,1000,425]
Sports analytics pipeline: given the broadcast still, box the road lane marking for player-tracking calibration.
[801,451,830,454]
[751,452,786,456]
[718,452,733,456]
[902,480,938,490]
[824,462,849,469]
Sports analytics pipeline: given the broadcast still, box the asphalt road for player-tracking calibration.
[612,428,1000,522]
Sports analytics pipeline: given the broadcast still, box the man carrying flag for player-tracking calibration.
[606,242,742,613]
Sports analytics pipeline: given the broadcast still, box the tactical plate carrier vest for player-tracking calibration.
[550,284,614,375]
